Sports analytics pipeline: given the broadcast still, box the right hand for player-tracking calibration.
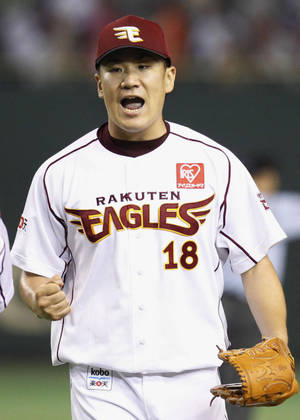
[35,275,71,320]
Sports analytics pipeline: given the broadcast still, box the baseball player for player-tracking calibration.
[0,214,14,312]
[12,15,290,420]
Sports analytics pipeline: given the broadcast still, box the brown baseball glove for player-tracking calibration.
[210,337,299,406]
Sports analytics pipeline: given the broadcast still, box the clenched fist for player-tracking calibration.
[20,272,71,321]
[35,275,71,320]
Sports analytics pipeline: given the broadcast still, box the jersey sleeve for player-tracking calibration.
[216,151,287,275]
[0,217,14,311]
[273,192,300,240]
[11,165,69,278]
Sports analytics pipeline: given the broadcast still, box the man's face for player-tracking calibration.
[95,49,176,140]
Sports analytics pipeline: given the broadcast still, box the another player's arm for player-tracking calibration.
[20,272,71,320]
[242,255,288,344]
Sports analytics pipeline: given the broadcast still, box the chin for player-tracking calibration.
[119,120,149,134]
[111,115,160,139]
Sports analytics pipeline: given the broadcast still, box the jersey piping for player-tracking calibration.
[0,244,7,309]
[169,129,231,229]
[0,288,6,309]
[169,129,258,265]
[42,137,99,266]
[56,257,75,363]
[214,260,221,272]
[56,318,66,363]
[220,231,257,264]
[42,137,99,362]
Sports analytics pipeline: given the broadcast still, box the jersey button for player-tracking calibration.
[139,339,145,346]
[138,304,144,311]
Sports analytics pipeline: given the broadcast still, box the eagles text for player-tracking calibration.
[65,195,214,243]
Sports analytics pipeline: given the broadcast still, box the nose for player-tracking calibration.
[120,69,140,89]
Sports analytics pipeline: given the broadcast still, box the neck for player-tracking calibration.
[108,119,167,141]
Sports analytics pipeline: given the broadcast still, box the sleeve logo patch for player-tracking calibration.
[176,163,205,189]
[18,216,28,231]
[257,192,270,210]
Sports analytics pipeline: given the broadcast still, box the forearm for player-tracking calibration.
[242,256,288,344]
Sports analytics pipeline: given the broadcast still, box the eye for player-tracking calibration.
[138,64,150,70]
[109,66,122,73]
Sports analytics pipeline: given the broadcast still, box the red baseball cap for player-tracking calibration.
[95,15,171,68]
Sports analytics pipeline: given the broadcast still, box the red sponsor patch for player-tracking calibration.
[176,163,205,189]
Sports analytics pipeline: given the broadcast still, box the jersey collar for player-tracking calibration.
[97,122,170,157]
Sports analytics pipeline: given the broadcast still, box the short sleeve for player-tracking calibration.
[11,165,69,278]
[216,151,286,275]
[0,217,14,311]
[269,192,300,240]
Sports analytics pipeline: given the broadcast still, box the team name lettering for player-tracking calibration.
[96,191,181,206]
[65,195,214,244]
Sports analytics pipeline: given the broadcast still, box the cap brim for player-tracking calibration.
[95,46,171,68]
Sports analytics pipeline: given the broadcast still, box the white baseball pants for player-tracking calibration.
[69,364,227,420]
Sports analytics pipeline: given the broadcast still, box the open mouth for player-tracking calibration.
[121,97,145,110]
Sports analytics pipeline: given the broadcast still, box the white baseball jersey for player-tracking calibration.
[0,216,14,312]
[223,191,300,299]
[11,121,286,373]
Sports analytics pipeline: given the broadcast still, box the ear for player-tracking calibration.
[165,66,176,94]
[94,72,104,99]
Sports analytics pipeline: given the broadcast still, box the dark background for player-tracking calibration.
[1,82,299,358]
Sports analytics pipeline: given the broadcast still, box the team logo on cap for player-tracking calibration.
[176,163,205,189]
[113,26,143,43]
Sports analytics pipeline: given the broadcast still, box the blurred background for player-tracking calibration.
[0,1,300,419]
